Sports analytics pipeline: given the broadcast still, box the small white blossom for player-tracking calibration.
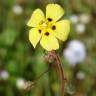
[75,23,86,34]
[63,40,86,65]
[13,5,23,15]
[0,70,9,80]
[79,14,91,24]
[69,15,79,24]
[16,78,25,90]
[76,71,86,80]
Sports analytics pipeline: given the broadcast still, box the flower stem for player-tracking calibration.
[55,51,65,96]
[25,50,65,96]
[48,50,65,96]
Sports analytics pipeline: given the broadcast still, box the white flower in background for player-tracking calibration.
[0,70,9,80]
[79,14,91,24]
[76,71,86,80]
[69,15,79,24]
[70,14,91,34]
[12,5,23,15]
[75,23,86,34]
[16,78,25,90]
[63,40,86,65]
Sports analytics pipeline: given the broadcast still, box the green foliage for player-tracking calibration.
[0,0,96,96]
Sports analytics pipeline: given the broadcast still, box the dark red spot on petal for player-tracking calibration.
[45,32,49,36]
[52,25,56,30]
[38,29,42,33]
[47,18,52,22]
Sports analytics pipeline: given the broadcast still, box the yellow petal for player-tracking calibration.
[53,20,70,41]
[29,28,41,48]
[27,9,44,27]
[46,4,64,22]
[40,34,59,51]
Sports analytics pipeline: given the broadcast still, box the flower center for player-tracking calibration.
[38,19,55,36]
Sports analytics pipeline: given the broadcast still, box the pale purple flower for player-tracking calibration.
[63,40,86,65]
[0,70,9,80]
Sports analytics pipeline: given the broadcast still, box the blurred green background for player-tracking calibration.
[0,0,96,96]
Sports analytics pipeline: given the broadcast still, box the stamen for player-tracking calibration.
[45,32,49,36]
[42,22,47,27]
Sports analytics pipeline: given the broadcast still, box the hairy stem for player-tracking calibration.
[55,52,65,96]
[48,51,65,96]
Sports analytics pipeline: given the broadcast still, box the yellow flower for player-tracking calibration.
[27,4,70,51]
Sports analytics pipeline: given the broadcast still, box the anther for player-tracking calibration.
[42,23,47,27]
